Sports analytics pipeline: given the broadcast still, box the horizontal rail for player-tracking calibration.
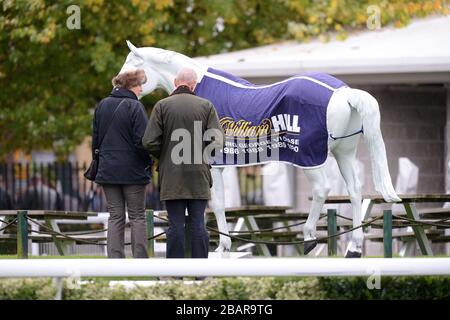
[0,258,450,278]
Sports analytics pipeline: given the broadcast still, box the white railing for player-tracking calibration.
[1,258,450,278]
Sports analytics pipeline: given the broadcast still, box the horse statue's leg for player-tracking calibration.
[342,88,401,203]
[210,167,231,252]
[303,168,330,255]
[326,87,364,257]
[327,87,401,258]
[333,150,363,257]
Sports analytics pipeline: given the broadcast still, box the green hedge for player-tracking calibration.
[318,277,450,300]
[0,277,449,300]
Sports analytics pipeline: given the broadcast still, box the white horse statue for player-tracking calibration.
[120,41,401,258]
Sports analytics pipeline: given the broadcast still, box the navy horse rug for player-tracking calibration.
[194,68,347,168]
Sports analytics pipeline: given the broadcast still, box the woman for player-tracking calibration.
[92,68,152,258]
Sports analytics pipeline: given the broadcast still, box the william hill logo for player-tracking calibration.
[220,114,300,137]
[220,117,271,137]
[271,114,300,133]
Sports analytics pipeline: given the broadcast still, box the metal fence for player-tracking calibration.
[0,162,263,212]
[0,162,264,256]
[0,162,163,211]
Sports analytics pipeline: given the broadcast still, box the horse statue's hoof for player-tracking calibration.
[345,250,362,258]
[214,245,231,253]
[304,240,318,255]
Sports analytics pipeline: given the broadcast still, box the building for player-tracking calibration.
[195,15,450,213]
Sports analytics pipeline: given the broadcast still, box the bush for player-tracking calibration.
[0,276,449,300]
[318,277,450,300]
[0,278,56,300]
[276,278,325,300]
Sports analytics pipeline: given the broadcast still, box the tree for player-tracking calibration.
[0,0,446,159]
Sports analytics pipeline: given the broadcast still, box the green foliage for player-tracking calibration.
[0,276,449,300]
[276,278,325,299]
[0,278,56,300]
[318,276,450,300]
[0,0,447,158]
[63,279,130,300]
[286,0,447,41]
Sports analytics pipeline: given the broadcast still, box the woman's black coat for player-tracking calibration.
[92,87,151,185]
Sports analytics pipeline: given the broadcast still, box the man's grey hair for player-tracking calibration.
[175,68,197,85]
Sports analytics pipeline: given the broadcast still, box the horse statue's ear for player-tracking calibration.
[126,40,144,59]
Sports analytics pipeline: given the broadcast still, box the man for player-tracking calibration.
[0,175,12,210]
[17,174,63,210]
[142,68,223,259]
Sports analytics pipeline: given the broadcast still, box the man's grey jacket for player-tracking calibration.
[142,85,223,201]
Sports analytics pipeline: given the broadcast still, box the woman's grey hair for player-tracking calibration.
[112,69,147,89]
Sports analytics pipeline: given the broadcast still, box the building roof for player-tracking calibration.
[195,15,450,84]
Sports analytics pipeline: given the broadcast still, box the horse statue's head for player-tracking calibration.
[119,41,206,97]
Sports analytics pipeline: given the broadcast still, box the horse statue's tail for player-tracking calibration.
[343,88,401,203]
